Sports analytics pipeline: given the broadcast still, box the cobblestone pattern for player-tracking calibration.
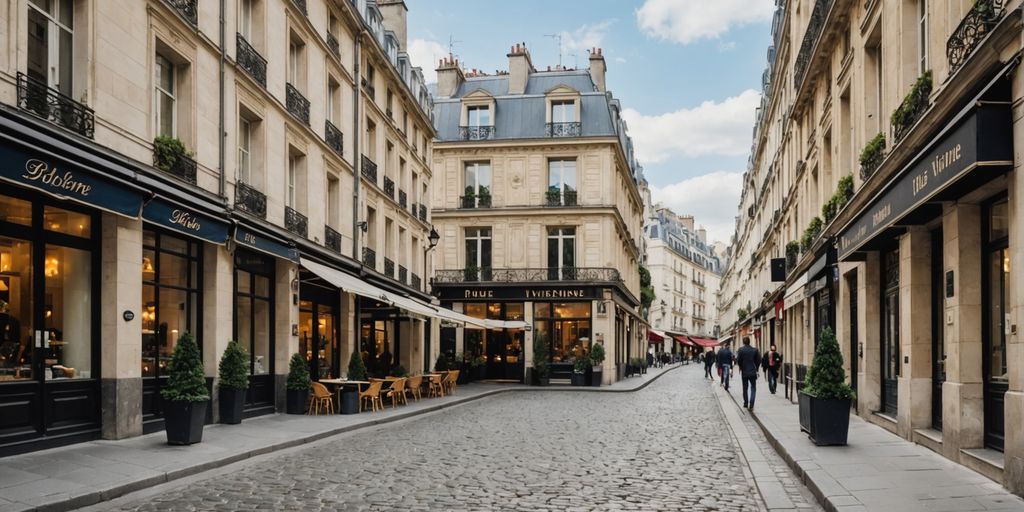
[109,369,764,511]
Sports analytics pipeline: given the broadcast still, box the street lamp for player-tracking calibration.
[423,225,440,291]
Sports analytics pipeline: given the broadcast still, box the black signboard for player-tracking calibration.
[143,197,231,244]
[434,285,603,301]
[235,225,299,262]
[839,106,1012,260]
[770,258,786,282]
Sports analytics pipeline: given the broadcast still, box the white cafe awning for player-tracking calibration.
[782,271,809,310]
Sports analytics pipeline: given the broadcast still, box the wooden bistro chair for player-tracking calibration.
[428,374,445,398]
[405,375,423,402]
[359,380,384,412]
[308,382,334,415]
[444,370,459,395]
[385,377,408,408]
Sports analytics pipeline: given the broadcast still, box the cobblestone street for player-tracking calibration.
[96,367,781,511]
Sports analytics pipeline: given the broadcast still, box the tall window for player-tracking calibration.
[327,78,340,124]
[326,173,339,228]
[238,0,253,40]
[465,227,492,278]
[547,227,576,279]
[238,116,252,183]
[287,155,298,208]
[547,159,577,205]
[917,0,928,73]
[984,198,1009,450]
[154,53,176,137]
[463,162,491,207]
[551,100,574,123]
[27,0,74,95]
[467,105,491,126]
[288,39,301,86]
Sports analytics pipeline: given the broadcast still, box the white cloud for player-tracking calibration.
[636,0,774,45]
[622,89,760,164]
[651,171,744,244]
[408,38,447,84]
[560,19,616,56]
[718,41,737,52]
[614,56,628,64]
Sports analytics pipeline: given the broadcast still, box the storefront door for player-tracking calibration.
[0,192,100,452]
[299,290,339,380]
[931,228,945,431]
[234,251,275,416]
[881,248,900,416]
[983,199,1008,451]
[848,274,858,399]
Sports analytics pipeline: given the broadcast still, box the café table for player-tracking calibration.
[319,378,370,412]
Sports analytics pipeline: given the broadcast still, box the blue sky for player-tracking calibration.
[406,0,776,243]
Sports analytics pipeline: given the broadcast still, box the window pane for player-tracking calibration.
[465,238,478,268]
[481,238,491,268]
[547,235,558,268]
[158,252,189,288]
[478,164,491,194]
[554,302,590,318]
[141,284,157,377]
[465,303,486,319]
[534,303,551,318]
[236,269,251,294]
[44,245,92,379]
[27,7,49,85]
[989,200,1008,240]
[255,275,271,298]
[0,195,32,226]
[0,237,32,381]
[989,249,1008,382]
[157,287,190,374]
[158,92,175,137]
[253,298,270,375]
[563,161,576,191]
[44,205,91,238]
[317,304,337,379]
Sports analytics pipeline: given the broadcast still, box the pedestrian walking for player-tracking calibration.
[716,344,734,390]
[736,337,761,411]
[761,344,783,394]
[703,348,716,379]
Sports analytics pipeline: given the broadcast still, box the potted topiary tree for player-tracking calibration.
[799,326,855,445]
[590,343,606,387]
[571,356,589,386]
[434,352,450,372]
[341,350,367,414]
[285,353,310,414]
[161,333,209,445]
[532,331,549,386]
[217,340,249,425]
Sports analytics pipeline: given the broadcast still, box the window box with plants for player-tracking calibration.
[217,340,249,425]
[341,350,368,414]
[590,342,605,387]
[161,333,209,445]
[859,132,886,181]
[153,135,197,184]
[530,331,549,386]
[798,326,855,445]
[286,353,310,414]
[800,216,823,254]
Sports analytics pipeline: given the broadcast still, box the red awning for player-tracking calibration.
[674,335,696,346]
[647,329,665,342]
[689,337,720,347]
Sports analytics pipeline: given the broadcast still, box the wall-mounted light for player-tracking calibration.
[357,221,368,233]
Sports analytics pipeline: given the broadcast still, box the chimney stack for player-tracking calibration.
[435,54,464,98]
[697,228,707,244]
[377,1,408,51]
[589,47,606,92]
[507,42,535,95]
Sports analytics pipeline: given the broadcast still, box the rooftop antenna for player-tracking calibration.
[568,52,578,69]
[544,33,562,68]
[447,34,462,61]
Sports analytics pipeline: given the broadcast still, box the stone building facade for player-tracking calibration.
[717,0,1024,494]
[428,45,647,384]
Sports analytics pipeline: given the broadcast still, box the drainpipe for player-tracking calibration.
[218,0,226,197]
[352,33,362,259]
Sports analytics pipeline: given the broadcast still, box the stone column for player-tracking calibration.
[100,213,142,440]
[942,203,984,459]
[1002,63,1024,495]
[898,227,933,438]
[275,260,299,411]
[861,254,882,415]
[202,245,233,422]
[836,264,853,387]
[339,292,354,377]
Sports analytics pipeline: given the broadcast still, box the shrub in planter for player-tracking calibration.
[470,355,486,381]
[285,353,311,414]
[800,326,856,445]
[161,333,209,445]
[571,357,589,386]
[532,331,550,386]
[341,350,368,414]
[217,340,249,425]
[153,135,193,173]
[434,352,451,372]
[391,364,408,377]
[590,343,606,387]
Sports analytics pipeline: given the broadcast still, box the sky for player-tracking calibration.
[405,0,774,244]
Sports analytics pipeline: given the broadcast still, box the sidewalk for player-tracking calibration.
[0,364,679,512]
[725,385,1024,511]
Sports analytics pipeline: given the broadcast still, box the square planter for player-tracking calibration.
[286,389,308,414]
[340,389,360,414]
[570,372,586,386]
[164,400,208,445]
[218,388,246,425]
[799,391,851,446]
[591,368,602,387]
[798,391,813,435]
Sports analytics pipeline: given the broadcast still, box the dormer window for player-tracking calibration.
[468,105,490,127]
[460,92,495,140]
[551,100,575,123]
[545,87,581,137]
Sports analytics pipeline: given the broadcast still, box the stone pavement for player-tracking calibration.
[735,384,1024,512]
[0,364,681,512]
[75,364,770,511]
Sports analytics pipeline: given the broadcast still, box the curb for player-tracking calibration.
[20,365,683,512]
[710,384,770,512]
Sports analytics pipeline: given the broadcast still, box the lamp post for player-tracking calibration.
[422,226,440,372]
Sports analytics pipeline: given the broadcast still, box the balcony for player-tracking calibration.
[544,190,578,207]
[325,225,342,253]
[545,122,581,138]
[326,33,340,59]
[291,0,307,16]
[16,72,94,139]
[692,279,705,288]
[153,146,197,185]
[398,265,407,284]
[418,204,427,222]
[361,78,375,99]
[236,34,267,87]
[411,273,421,290]
[947,0,1006,74]
[362,246,376,268]
[285,206,308,237]
[286,83,310,126]
[164,0,197,26]
[361,155,377,183]
[383,176,395,199]
[398,189,407,209]
[433,267,622,284]
[793,0,834,90]
[384,257,395,278]
[235,182,267,218]
[891,72,932,144]
[459,125,495,141]
[325,120,343,156]
[460,194,492,209]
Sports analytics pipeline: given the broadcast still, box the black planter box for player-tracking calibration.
[340,389,359,414]
[218,388,246,425]
[286,389,308,414]
[798,391,813,434]
[164,400,208,445]
[591,368,602,387]
[457,363,470,384]
[472,366,486,381]
[808,395,852,446]
[571,372,586,386]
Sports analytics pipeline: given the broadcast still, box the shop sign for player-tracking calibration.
[234,226,299,262]
[436,286,602,301]
[0,147,147,217]
[839,106,1012,260]
[143,198,231,244]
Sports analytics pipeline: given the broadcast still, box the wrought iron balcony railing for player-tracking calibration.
[285,206,308,237]
[361,155,377,183]
[16,72,94,138]
[544,190,578,207]
[153,147,197,184]
[398,265,407,283]
[326,33,341,59]
[235,182,267,218]
[692,279,705,288]
[286,83,310,126]
[411,273,421,290]
[459,125,495,141]
[418,204,427,222]
[362,246,376,268]
[947,0,1006,74]
[165,0,197,25]
[793,0,834,89]
[361,78,375,99]
[325,225,342,253]
[411,202,419,217]
[236,34,267,87]
[383,176,395,199]
[399,189,407,208]
[545,122,582,137]
[291,0,307,16]
[325,120,343,156]
[433,267,622,284]
[460,194,492,209]
[384,257,395,278]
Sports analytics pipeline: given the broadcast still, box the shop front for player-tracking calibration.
[298,271,341,380]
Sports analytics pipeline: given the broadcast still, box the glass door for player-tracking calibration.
[881,248,900,416]
[298,298,339,380]
[234,251,274,415]
[984,199,1008,451]
[931,228,945,430]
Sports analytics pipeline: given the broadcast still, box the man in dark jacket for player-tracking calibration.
[761,344,783,394]
[716,344,734,390]
[736,337,762,410]
[703,349,716,379]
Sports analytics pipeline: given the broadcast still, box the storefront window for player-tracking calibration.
[986,199,1009,385]
[0,236,32,381]
[44,245,91,379]
[0,195,31,226]
[44,205,91,238]
[535,302,591,363]
[235,253,274,379]
[141,229,200,380]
